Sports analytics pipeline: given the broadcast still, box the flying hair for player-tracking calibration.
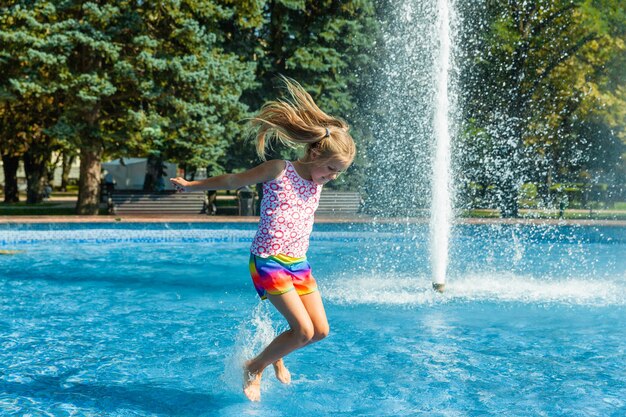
[248,76,356,166]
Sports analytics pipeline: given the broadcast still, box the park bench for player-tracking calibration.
[316,190,363,215]
[108,190,363,216]
[108,191,209,215]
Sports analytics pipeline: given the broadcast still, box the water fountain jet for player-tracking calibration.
[430,0,455,293]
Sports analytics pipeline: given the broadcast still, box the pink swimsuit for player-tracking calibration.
[250,161,322,258]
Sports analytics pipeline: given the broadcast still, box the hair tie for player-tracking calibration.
[324,127,330,138]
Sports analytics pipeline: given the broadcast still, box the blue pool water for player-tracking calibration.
[0,222,625,416]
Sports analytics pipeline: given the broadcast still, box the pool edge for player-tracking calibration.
[1,214,625,226]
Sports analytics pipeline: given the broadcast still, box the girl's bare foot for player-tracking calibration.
[272,358,291,384]
[243,361,262,402]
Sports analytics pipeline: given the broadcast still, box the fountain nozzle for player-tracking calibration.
[432,282,445,293]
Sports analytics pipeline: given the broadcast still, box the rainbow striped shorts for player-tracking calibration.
[249,253,318,300]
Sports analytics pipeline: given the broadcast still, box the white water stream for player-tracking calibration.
[430,0,455,289]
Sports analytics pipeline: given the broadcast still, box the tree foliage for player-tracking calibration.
[1,0,258,212]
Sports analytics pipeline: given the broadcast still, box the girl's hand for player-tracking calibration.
[170,177,190,192]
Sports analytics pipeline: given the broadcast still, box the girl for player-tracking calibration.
[170,78,356,402]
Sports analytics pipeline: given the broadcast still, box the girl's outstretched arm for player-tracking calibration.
[169,160,285,192]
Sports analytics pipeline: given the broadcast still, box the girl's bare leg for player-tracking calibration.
[270,290,329,383]
[259,291,330,391]
[299,291,330,342]
[243,290,315,401]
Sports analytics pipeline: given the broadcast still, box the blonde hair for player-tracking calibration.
[249,77,356,166]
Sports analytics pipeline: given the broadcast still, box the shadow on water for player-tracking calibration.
[0,373,226,416]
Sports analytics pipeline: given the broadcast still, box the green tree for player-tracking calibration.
[0,0,60,203]
[0,4,23,204]
[1,1,259,212]
[129,1,257,185]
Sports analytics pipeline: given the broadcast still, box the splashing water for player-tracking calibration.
[325,273,626,307]
[363,1,438,216]
[221,303,277,393]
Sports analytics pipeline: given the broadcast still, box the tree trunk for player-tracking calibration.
[498,182,520,218]
[23,149,49,204]
[61,153,76,191]
[76,146,102,214]
[47,152,62,185]
[1,153,20,203]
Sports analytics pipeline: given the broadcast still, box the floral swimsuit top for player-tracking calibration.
[250,161,322,258]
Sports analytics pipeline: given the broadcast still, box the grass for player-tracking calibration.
[0,204,109,216]
[0,207,79,215]
[0,196,108,215]
[462,208,626,221]
[614,202,626,211]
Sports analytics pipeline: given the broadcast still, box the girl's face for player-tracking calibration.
[309,157,350,185]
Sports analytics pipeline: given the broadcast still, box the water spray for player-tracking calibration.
[430,0,454,293]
